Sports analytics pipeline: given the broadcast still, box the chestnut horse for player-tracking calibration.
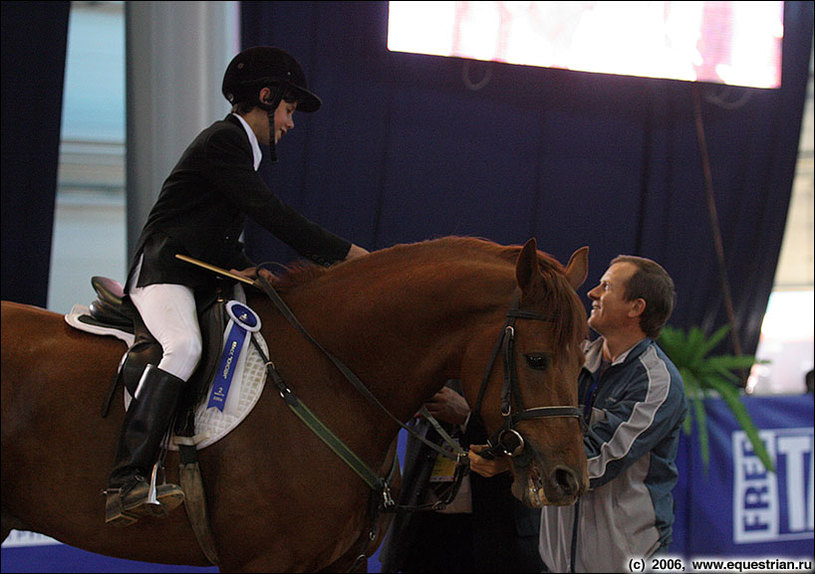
[1,236,589,572]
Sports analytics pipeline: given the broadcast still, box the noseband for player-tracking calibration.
[474,293,586,466]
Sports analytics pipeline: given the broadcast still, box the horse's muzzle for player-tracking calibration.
[513,455,586,508]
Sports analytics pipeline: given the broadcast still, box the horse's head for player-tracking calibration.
[467,238,589,508]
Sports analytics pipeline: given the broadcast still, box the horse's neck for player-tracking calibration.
[271,255,515,422]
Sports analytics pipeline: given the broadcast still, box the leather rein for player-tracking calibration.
[252,272,467,503]
[252,272,583,506]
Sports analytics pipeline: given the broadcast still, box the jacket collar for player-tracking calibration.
[583,336,653,374]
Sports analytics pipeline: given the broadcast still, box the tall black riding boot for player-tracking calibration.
[105,364,186,526]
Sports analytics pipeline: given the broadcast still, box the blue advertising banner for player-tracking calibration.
[672,394,814,560]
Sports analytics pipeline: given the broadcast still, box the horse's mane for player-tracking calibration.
[266,236,587,347]
[268,237,507,287]
[265,260,330,291]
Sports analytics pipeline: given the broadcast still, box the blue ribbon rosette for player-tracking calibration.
[207,300,262,412]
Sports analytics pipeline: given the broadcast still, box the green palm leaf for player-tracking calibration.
[658,325,774,473]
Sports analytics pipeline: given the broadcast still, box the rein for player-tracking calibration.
[173,253,467,503]
[255,272,468,461]
[473,293,586,466]
[251,270,476,569]
[250,333,397,495]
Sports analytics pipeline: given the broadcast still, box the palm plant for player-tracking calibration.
[657,324,774,473]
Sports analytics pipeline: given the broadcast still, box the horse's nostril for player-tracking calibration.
[553,466,579,495]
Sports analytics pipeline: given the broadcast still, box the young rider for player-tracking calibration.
[104,46,367,526]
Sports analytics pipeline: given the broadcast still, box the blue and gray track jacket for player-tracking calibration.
[539,337,688,573]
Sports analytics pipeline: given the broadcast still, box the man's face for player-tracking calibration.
[586,262,638,336]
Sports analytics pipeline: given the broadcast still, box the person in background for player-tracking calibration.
[104,46,367,527]
[379,381,544,573]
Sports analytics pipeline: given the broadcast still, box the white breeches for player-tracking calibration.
[128,282,202,381]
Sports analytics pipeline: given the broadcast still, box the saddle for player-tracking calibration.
[89,276,227,436]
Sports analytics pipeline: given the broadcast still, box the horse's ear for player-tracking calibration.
[564,246,589,290]
[515,238,539,292]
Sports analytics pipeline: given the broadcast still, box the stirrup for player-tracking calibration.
[105,466,185,527]
[105,483,185,527]
[144,461,185,514]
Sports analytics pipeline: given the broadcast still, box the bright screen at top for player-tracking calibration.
[387,1,784,88]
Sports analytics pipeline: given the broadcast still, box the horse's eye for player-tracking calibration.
[525,353,550,371]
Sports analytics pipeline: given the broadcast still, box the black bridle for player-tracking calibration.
[473,293,586,466]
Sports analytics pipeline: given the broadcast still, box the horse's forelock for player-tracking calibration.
[533,267,588,348]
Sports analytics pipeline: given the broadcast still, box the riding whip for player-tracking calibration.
[174,254,259,286]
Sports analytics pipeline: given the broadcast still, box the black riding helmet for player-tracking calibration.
[222,46,321,113]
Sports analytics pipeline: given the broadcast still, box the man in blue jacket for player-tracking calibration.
[537,255,688,572]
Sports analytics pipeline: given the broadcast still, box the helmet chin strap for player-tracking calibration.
[259,84,286,163]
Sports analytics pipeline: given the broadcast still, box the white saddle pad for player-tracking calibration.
[64,294,269,451]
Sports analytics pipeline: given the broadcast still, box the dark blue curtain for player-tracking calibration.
[240,1,813,359]
[1,1,70,307]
